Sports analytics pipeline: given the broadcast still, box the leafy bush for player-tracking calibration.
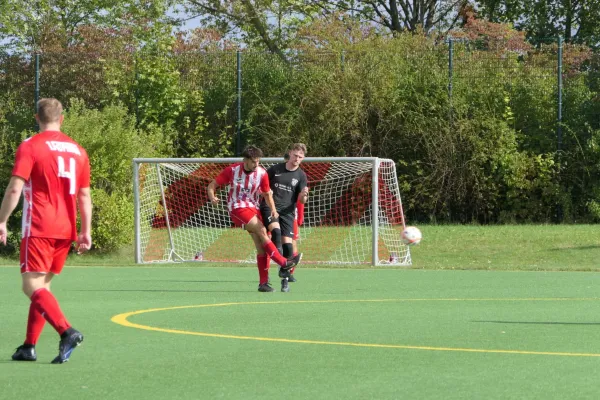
[62,100,172,251]
[4,19,600,228]
[89,189,134,251]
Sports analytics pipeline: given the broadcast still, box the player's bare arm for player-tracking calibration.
[0,176,25,245]
[298,186,309,204]
[76,187,92,254]
[262,190,279,219]
[207,180,220,204]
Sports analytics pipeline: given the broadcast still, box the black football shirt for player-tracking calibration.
[261,162,307,215]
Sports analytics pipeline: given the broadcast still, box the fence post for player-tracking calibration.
[556,36,564,222]
[134,58,139,126]
[34,53,40,130]
[448,39,453,98]
[557,37,563,154]
[448,38,454,126]
[236,50,242,156]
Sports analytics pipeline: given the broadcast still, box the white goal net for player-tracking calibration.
[133,157,412,266]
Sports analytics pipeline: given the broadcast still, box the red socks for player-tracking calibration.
[30,288,71,336]
[256,254,270,285]
[25,303,46,346]
[262,241,288,267]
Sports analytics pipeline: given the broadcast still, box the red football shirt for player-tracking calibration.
[215,162,270,211]
[12,130,90,240]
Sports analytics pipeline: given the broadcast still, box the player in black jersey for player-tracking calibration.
[283,152,305,282]
[260,143,309,292]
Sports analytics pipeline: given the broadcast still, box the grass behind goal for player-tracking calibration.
[142,225,403,264]
[65,224,600,272]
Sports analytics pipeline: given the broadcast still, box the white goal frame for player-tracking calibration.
[133,157,412,266]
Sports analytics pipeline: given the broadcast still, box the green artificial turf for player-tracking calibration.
[1,224,600,399]
[1,265,600,400]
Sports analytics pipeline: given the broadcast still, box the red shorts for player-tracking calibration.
[293,219,299,240]
[230,207,262,228]
[20,237,72,275]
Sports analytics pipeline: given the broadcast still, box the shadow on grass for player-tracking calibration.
[0,360,56,364]
[69,289,263,293]
[475,320,600,325]
[549,245,600,251]
[138,280,254,283]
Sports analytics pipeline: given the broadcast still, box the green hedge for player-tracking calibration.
[1,32,600,254]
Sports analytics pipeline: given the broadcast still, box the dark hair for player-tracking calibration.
[37,98,63,124]
[241,145,263,160]
[283,153,290,161]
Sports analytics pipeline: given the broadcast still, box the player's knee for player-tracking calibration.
[246,220,262,234]
[21,284,31,298]
[21,281,38,298]
[21,273,51,298]
[271,228,282,246]
[283,243,293,258]
[257,226,268,238]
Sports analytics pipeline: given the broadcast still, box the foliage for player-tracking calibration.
[0,0,176,52]
[450,13,532,53]
[34,25,137,109]
[62,100,172,250]
[177,0,322,61]
[474,0,600,48]
[171,31,240,156]
[89,189,134,251]
[307,0,468,34]
[2,10,600,232]
[233,16,600,223]
[134,49,186,127]
[0,51,36,135]
[63,100,170,191]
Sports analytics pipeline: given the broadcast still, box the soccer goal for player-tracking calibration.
[133,157,412,266]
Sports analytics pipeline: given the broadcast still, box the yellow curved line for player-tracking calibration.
[110,298,600,357]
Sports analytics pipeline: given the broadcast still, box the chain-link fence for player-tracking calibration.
[3,37,600,223]
[3,39,589,153]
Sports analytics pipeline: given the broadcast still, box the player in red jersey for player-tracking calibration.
[207,145,301,292]
[0,98,92,364]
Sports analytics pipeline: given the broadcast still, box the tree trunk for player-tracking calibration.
[240,0,288,63]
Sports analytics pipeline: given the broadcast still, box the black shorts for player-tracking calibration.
[260,206,296,239]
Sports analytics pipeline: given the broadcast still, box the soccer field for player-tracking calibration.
[1,264,600,399]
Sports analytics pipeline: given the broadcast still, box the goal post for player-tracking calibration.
[133,157,412,266]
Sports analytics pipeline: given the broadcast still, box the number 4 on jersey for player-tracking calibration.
[57,156,76,195]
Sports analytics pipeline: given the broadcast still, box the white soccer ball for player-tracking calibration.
[401,226,422,246]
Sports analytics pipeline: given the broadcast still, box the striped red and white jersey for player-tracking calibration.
[215,162,270,211]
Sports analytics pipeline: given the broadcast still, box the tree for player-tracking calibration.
[474,0,600,47]
[177,0,323,60]
[0,0,176,52]
[307,0,470,34]
[177,1,472,56]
